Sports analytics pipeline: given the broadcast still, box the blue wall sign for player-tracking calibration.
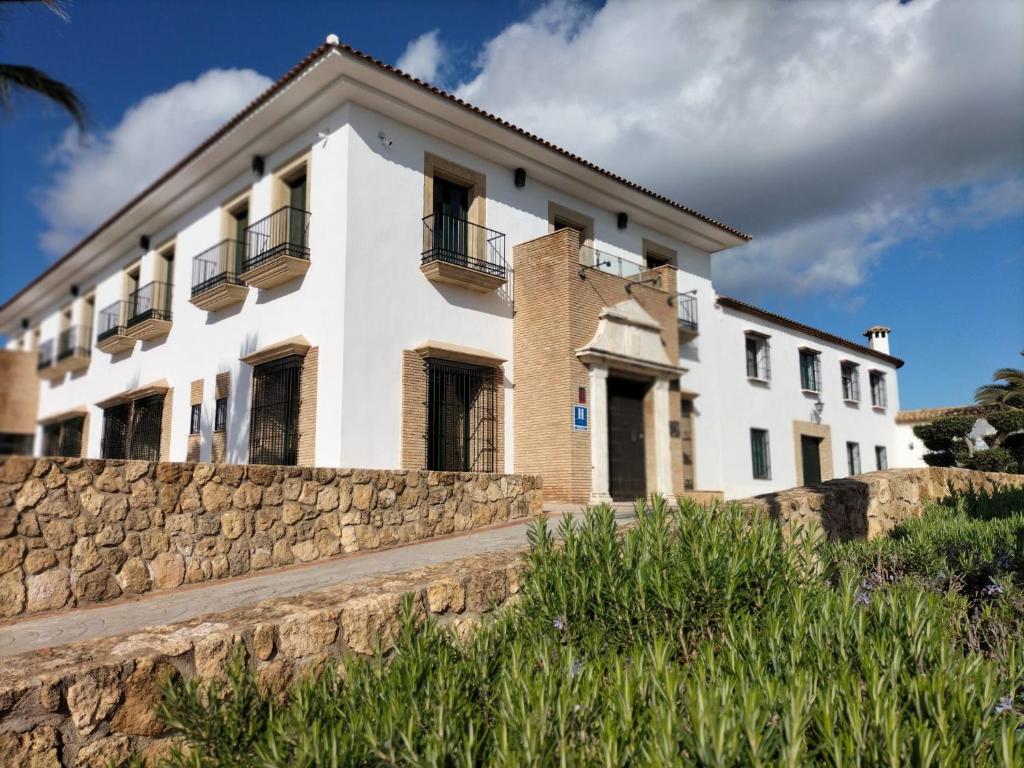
[573,404,589,431]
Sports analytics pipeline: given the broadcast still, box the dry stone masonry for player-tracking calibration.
[741,467,1024,540]
[0,456,543,618]
[0,549,526,767]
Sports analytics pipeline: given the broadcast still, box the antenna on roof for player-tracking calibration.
[326,33,339,45]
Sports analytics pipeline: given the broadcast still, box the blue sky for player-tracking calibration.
[0,0,1021,410]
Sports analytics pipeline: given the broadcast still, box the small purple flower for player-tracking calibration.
[553,616,566,631]
[569,659,584,678]
[994,695,1013,715]
[983,583,1005,598]
[855,590,871,607]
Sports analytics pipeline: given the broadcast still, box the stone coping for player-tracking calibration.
[0,457,543,619]
[0,548,527,767]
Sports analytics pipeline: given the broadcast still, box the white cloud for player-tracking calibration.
[455,0,1024,297]
[396,29,446,85]
[38,68,272,255]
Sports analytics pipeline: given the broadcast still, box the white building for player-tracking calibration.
[0,39,910,503]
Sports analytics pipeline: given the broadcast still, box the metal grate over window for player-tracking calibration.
[249,355,302,465]
[189,404,202,435]
[42,417,84,457]
[101,397,163,460]
[214,397,227,432]
[425,358,496,472]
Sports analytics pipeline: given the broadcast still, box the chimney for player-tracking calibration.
[863,325,891,355]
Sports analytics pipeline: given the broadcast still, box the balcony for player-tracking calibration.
[126,281,172,341]
[36,339,60,380]
[420,212,507,292]
[55,325,92,374]
[96,301,135,353]
[190,239,249,311]
[677,291,699,340]
[579,245,648,280]
[239,206,311,290]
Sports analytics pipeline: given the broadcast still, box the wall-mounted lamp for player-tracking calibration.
[514,167,526,188]
[251,155,265,176]
[625,276,660,293]
[617,212,628,229]
[70,284,79,298]
[139,235,150,251]
[21,318,30,330]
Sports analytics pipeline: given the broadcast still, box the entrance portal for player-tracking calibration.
[608,377,647,501]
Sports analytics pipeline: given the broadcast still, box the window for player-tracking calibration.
[745,333,771,380]
[799,349,822,392]
[870,371,887,408]
[750,428,771,480]
[841,362,861,402]
[847,442,861,476]
[0,433,33,456]
[42,417,84,457]
[249,355,302,465]
[189,404,201,435]
[215,397,228,432]
[426,358,496,472]
[102,396,163,460]
[875,446,888,470]
[643,240,676,270]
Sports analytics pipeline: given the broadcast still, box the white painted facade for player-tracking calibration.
[0,41,916,499]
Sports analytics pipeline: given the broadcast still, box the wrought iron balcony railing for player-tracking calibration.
[243,206,310,272]
[677,291,698,333]
[97,301,127,343]
[36,339,54,370]
[126,281,173,328]
[421,212,507,279]
[57,325,92,361]
[192,239,247,297]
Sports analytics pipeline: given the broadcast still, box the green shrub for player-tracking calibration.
[987,408,1024,435]
[967,448,1018,473]
[151,497,1024,767]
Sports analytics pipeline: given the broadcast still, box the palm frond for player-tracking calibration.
[0,0,69,21]
[0,63,85,130]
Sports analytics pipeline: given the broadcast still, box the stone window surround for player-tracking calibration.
[792,419,833,486]
[547,201,594,248]
[422,152,487,225]
[642,238,677,268]
[95,381,174,462]
[271,151,312,212]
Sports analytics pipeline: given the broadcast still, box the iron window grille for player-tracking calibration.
[101,396,163,460]
[214,397,227,432]
[249,355,302,465]
[750,428,771,480]
[191,240,247,297]
[42,417,84,457]
[847,442,861,476]
[745,334,771,380]
[870,371,888,408]
[243,206,311,272]
[127,281,173,327]
[677,292,698,332]
[841,362,861,401]
[189,404,202,435]
[875,446,888,470]
[799,349,822,392]
[96,301,127,342]
[421,212,507,280]
[0,433,33,456]
[425,358,497,473]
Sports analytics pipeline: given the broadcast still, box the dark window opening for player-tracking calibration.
[799,349,822,392]
[102,396,163,460]
[0,433,33,456]
[249,355,302,465]
[189,404,202,435]
[42,417,84,457]
[215,397,228,432]
[751,428,771,480]
[875,445,888,470]
[425,358,496,472]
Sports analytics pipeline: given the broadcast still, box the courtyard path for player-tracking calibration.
[0,504,636,658]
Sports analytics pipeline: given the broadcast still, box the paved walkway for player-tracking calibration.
[0,506,637,658]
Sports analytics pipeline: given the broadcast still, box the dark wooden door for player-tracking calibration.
[608,378,647,501]
[801,435,822,486]
[433,177,470,261]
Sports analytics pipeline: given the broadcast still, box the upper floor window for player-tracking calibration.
[745,333,771,381]
[870,370,887,408]
[750,428,771,480]
[841,361,860,402]
[643,240,676,270]
[799,349,822,393]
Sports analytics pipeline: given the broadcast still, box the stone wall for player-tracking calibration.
[0,456,543,618]
[0,548,525,767]
[741,467,1024,540]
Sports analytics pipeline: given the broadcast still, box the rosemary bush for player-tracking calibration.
[150,495,1023,767]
